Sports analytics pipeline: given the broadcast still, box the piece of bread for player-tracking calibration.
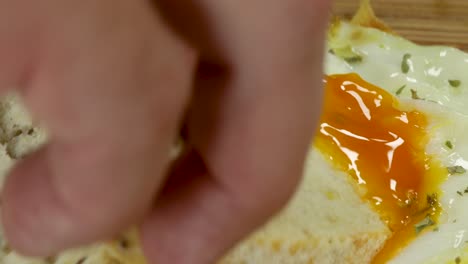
[2,230,146,264]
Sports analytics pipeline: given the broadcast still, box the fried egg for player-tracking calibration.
[325,20,468,264]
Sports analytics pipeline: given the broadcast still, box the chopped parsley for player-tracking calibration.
[329,46,363,64]
[447,166,467,175]
[449,80,462,88]
[433,227,439,232]
[455,256,461,264]
[457,191,463,196]
[401,53,412,74]
[446,140,454,149]
[464,187,468,193]
[414,216,435,234]
[344,56,363,64]
[395,85,406,96]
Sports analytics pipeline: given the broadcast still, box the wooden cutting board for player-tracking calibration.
[333,0,468,51]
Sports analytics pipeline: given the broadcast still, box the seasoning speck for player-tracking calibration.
[457,191,463,196]
[396,85,406,96]
[455,256,461,264]
[411,89,422,100]
[76,257,87,264]
[330,46,363,64]
[449,80,461,88]
[13,130,22,137]
[344,56,363,64]
[446,140,454,149]
[448,166,467,175]
[414,216,435,234]
[427,194,438,207]
[119,238,130,249]
[401,53,412,74]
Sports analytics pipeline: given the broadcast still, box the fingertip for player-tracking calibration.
[1,147,77,256]
[139,152,225,264]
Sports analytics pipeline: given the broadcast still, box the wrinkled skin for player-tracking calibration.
[0,1,330,263]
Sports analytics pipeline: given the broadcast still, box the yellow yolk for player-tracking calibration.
[315,74,446,263]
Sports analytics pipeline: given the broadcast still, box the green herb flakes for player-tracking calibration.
[396,85,406,96]
[447,166,467,175]
[401,53,412,74]
[457,191,463,196]
[455,256,461,264]
[449,80,461,88]
[446,140,454,149]
[330,46,363,64]
[344,56,363,64]
[414,216,435,234]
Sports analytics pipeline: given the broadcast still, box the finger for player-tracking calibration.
[141,149,244,264]
[2,0,196,256]
[142,59,323,264]
[189,0,332,208]
[141,1,331,263]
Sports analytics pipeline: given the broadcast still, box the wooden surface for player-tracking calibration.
[332,0,468,51]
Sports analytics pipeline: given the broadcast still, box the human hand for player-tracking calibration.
[0,1,331,263]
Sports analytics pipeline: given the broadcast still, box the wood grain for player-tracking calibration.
[332,0,468,51]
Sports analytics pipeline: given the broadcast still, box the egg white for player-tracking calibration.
[325,22,468,264]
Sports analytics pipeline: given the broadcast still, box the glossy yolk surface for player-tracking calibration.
[315,74,445,263]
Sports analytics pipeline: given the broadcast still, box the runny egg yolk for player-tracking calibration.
[315,74,446,263]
